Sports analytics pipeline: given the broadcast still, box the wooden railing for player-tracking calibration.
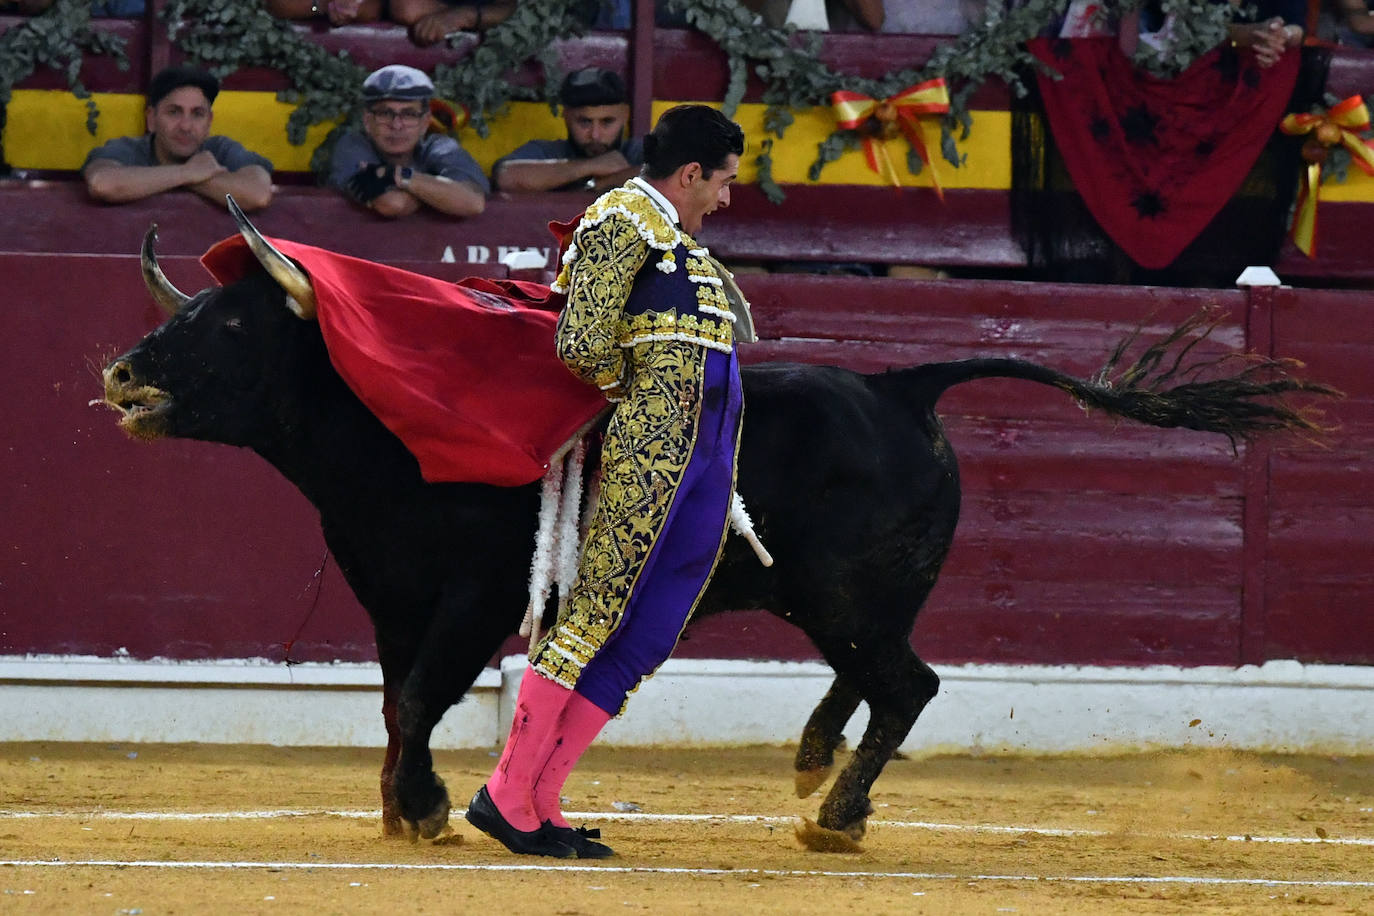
[3,249,1368,667]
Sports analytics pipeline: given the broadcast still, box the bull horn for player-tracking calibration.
[141,224,192,316]
[227,194,317,320]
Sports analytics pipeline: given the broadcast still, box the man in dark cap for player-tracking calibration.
[492,67,643,193]
[82,65,274,211]
[327,64,488,219]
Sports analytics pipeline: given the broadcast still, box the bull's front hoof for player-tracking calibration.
[794,765,833,799]
[795,817,864,853]
[413,794,453,840]
[397,773,452,841]
[382,813,407,838]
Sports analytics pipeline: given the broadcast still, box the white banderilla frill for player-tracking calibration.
[521,436,775,653]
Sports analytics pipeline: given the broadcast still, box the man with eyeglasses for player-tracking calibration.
[492,68,643,194]
[327,65,488,218]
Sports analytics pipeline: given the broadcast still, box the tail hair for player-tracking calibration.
[1076,307,1340,447]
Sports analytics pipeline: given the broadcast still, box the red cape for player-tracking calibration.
[202,236,607,487]
[1029,37,1299,269]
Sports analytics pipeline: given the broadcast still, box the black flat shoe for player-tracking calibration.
[543,822,615,859]
[464,786,575,857]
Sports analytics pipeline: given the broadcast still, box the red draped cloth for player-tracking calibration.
[202,236,607,487]
[1028,37,1300,269]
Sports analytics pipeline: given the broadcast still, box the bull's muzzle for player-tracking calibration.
[99,357,171,439]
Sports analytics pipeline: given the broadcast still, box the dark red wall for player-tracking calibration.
[2,249,1367,667]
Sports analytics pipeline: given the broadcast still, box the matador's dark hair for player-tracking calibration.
[642,105,744,180]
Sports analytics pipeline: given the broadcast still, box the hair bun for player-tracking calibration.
[642,134,658,159]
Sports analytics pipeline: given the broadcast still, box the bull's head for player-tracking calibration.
[101,197,325,446]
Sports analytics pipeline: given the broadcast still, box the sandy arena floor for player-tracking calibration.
[1,742,1371,914]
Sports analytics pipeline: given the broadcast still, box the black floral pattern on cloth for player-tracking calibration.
[1131,189,1167,218]
[1119,104,1161,146]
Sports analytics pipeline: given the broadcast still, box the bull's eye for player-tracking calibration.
[224,317,245,332]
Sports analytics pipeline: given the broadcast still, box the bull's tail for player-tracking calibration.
[883,309,1338,444]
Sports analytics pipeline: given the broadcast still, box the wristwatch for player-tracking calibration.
[396,166,415,189]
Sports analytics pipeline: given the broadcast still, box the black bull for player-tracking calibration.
[100,219,1330,847]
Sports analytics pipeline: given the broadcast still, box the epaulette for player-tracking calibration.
[551,185,692,293]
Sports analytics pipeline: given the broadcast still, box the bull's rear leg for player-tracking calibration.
[794,675,862,799]
[803,646,939,850]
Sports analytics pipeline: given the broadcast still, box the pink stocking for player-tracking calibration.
[531,690,612,828]
[485,671,573,831]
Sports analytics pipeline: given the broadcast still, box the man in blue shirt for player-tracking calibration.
[492,68,643,194]
[328,65,488,219]
[82,66,274,212]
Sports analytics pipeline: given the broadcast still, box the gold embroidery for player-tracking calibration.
[554,213,647,391]
[685,256,720,283]
[536,184,744,700]
[621,309,733,351]
[531,340,710,688]
[695,283,730,313]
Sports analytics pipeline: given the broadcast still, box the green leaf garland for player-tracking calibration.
[0,0,1269,194]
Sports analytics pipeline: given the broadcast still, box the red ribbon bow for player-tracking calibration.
[1279,95,1374,257]
[830,79,951,197]
[429,99,470,136]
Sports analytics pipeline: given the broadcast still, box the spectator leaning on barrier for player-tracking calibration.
[390,0,517,47]
[327,65,488,219]
[492,68,643,194]
[82,66,274,211]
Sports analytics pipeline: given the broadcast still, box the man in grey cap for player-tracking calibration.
[492,68,643,194]
[327,64,488,218]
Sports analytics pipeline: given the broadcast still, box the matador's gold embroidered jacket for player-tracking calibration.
[530,181,753,695]
[550,182,755,395]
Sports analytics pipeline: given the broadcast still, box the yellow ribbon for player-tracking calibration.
[1279,95,1374,257]
[831,79,950,197]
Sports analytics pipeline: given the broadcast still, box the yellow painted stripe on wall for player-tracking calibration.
[1313,174,1374,202]
[13,88,1369,200]
[5,89,338,172]
[5,89,1009,189]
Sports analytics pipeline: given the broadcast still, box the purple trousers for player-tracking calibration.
[574,346,743,715]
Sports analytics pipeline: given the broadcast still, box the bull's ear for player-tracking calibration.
[227,195,318,320]
[141,224,192,316]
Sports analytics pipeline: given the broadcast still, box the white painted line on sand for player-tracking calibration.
[2,808,1369,848]
[1,859,1371,889]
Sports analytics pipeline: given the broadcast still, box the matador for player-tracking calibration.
[466,104,751,859]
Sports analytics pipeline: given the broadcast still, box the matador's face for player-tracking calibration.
[680,153,739,235]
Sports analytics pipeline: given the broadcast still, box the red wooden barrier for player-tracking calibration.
[2,252,1367,668]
